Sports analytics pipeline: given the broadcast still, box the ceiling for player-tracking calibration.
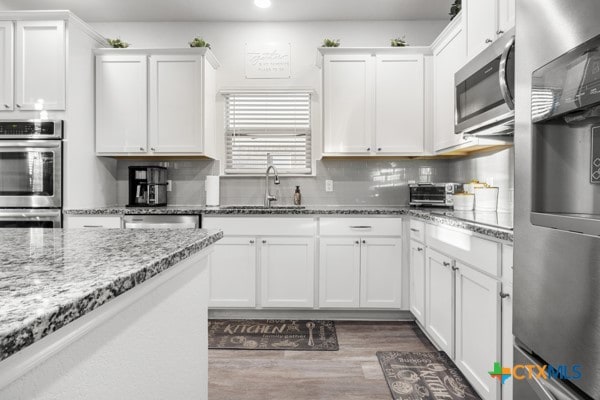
[0,0,454,22]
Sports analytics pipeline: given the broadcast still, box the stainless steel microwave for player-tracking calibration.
[455,29,515,136]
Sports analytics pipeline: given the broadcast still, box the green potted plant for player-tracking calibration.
[107,38,129,48]
[390,36,408,47]
[189,37,211,49]
[322,39,340,48]
[450,0,462,20]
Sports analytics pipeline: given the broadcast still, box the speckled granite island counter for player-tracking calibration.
[0,228,222,399]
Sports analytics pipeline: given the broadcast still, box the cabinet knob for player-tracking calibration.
[150,147,156,151]
[3,104,8,108]
[500,292,511,299]
[15,104,21,108]
[497,30,504,35]
[262,240,267,244]
[443,261,451,267]
[417,247,423,252]
[452,266,459,271]
[249,240,255,244]
[139,147,144,151]
[410,228,420,232]
[367,147,371,151]
[377,147,382,151]
[362,240,366,244]
[355,240,360,244]
[485,38,493,43]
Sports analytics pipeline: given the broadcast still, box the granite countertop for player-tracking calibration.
[0,228,223,362]
[64,205,513,241]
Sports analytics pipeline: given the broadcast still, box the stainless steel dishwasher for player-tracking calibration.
[122,215,200,229]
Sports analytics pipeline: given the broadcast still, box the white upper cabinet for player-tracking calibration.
[432,16,468,152]
[14,20,65,110]
[323,53,373,153]
[96,55,148,153]
[497,0,516,35]
[0,21,13,111]
[149,55,203,153]
[375,54,424,154]
[95,48,219,157]
[320,48,429,156]
[465,0,515,61]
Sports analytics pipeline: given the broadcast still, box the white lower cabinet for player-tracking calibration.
[455,261,501,400]
[409,239,426,325]
[260,237,315,308]
[208,236,256,308]
[425,248,455,357]
[360,237,402,308]
[319,237,361,308]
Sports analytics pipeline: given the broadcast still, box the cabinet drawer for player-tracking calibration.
[202,217,316,236]
[65,215,122,229]
[409,219,425,242]
[426,223,500,277]
[319,217,402,237]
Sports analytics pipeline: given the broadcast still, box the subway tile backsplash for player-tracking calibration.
[116,150,513,210]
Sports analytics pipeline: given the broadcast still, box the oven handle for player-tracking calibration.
[0,210,62,219]
[0,141,61,148]
[499,36,515,110]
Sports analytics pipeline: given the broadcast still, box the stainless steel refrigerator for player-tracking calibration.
[515,0,600,399]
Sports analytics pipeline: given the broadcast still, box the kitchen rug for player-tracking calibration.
[208,319,339,351]
[377,351,482,400]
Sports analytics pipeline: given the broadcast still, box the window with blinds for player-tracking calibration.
[225,91,312,174]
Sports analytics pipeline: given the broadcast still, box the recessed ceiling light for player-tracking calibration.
[254,0,271,8]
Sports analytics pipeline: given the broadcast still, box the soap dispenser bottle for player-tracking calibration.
[294,186,302,205]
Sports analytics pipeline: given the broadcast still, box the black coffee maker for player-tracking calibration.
[127,166,168,207]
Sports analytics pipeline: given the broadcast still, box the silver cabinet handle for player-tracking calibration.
[350,225,372,229]
[497,30,504,35]
[443,261,451,267]
[452,266,459,271]
[410,228,420,232]
[262,240,267,244]
[249,240,255,244]
[500,292,510,299]
[82,225,103,228]
[15,104,21,108]
[417,247,423,252]
[485,38,493,43]
[3,104,9,108]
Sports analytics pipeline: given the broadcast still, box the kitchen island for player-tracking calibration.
[0,228,222,399]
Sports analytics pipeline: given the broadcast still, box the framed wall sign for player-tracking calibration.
[245,43,291,79]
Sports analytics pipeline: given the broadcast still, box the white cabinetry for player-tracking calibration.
[409,239,426,325]
[425,248,455,357]
[0,21,13,111]
[95,48,219,157]
[319,237,361,308]
[208,236,257,308]
[203,217,316,309]
[0,20,65,111]
[96,55,148,153]
[319,217,403,309]
[432,15,469,152]
[320,49,428,156]
[455,261,501,400]
[465,0,515,60]
[260,237,315,308]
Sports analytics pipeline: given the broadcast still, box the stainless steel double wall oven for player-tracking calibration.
[0,120,63,227]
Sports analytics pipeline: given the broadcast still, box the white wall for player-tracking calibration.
[92,20,448,172]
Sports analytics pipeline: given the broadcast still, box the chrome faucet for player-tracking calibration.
[264,162,280,208]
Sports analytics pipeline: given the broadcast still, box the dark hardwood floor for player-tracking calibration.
[209,321,436,400]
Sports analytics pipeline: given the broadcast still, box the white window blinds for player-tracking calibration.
[225,91,312,174]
